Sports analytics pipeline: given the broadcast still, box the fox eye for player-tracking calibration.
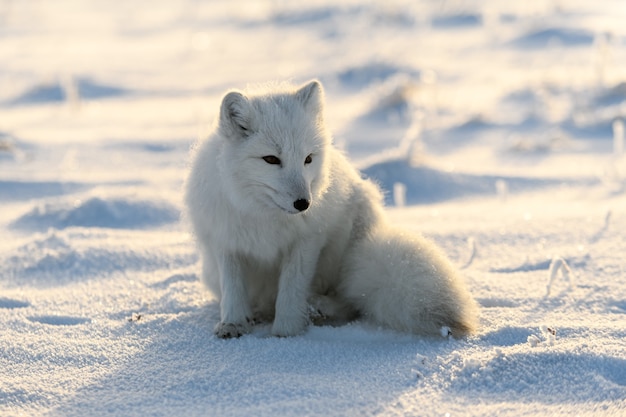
[262,155,281,165]
[304,154,313,165]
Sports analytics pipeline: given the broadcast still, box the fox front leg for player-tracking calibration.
[271,241,322,337]
[215,252,253,338]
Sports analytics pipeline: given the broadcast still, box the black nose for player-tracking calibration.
[293,199,310,212]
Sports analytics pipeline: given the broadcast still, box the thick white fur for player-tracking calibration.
[341,226,479,337]
[185,80,478,338]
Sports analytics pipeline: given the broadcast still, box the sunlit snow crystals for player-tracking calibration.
[527,334,541,347]
[460,237,477,269]
[393,182,407,207]
[128,312,143,322]
[440,326,452,338]
[462,357,482,372]
[589,210,612,243]
[613,118,624,157]
[545,257,573,297]
[528,325,557,347]
[413,353,429,379]
[495,179,508,202]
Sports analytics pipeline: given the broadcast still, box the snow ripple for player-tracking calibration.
[11,196,180,231]
[2,232,196,286]
[362,159,572,205]
[4,77,128,106]
[449,351,626,403]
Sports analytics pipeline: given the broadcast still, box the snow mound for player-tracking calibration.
[431,13,482,29]
[511,27,595,49]
[450,115,496,133]
[266,4,365,28]
[2,231,196,286]
[361,158,564,205]
[489,255,589,274]
[562,114,614,139]
[10,196,179,231]
[594,81,626,106]
[271,6,340,26]
[5,77,128,106]
[106,141,179,153]
[342,76,419,158]
[335,62,418,90]
[449,350,626,403]
[478,326,531,346]
[0,181,89,202]
[359,79,416,124]
[0,297,30,309]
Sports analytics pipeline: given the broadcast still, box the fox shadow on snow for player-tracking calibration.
[47,303,422,416]
[47,298,626,416]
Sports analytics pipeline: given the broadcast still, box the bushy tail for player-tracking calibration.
[341,227,479,338]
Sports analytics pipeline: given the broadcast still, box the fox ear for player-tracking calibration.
[296,80,323,113]
[220,91,253,139]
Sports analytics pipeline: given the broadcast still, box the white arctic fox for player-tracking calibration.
[185,80,478,338]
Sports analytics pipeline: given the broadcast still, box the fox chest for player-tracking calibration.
[219,214,313,263]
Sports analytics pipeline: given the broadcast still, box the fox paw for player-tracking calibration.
[308,304,327,326]
[271,316,307,337]
[307,294,359,326]
[214,320,252,339]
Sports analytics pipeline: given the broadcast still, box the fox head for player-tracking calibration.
[217,80,331,215]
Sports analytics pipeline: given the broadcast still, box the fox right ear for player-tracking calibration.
[296,80,323,113]
[219,91,252,139]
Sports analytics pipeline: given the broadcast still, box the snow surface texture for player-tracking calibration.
[1,1,626,416]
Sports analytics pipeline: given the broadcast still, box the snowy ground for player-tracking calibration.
[1,1,626,416]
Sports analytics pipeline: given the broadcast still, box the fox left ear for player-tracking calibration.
[219,90,254,140]
[296,80,323,113]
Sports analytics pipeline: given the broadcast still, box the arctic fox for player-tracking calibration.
[185,80,478,338]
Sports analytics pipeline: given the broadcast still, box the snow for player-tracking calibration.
[1,1,625,416]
